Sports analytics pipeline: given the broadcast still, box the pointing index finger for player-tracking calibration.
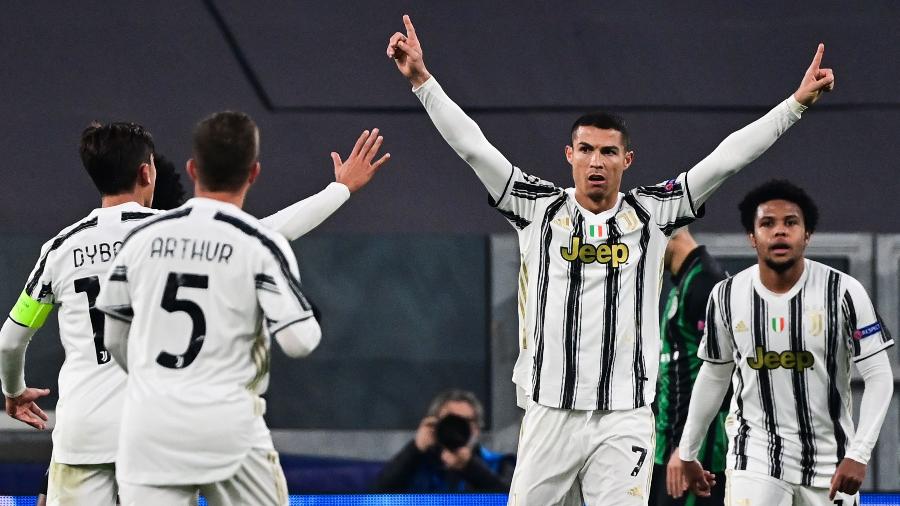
[403,14,418,42]
[808,43,825,72]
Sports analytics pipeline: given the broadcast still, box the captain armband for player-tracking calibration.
[9,291,53,329]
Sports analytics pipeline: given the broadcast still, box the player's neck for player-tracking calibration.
[101,191,146,209]
[757,258,806,294]
[193,189,246,209]
[574,191,617,215]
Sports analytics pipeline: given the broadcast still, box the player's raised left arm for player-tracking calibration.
[259,130,390,241]
[685,43,835,207]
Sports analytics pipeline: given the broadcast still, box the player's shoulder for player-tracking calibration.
[121,205,194,246]
[37,211,103,258]
[206,204,293,260]
[628,173,688,202]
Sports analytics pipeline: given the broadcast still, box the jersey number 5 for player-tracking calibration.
[73,276,111,365]
[157,272,208,369]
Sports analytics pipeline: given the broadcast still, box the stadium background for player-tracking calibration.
[0,0,897,501]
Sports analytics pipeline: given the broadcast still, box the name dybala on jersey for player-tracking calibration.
[501,170,701,411]
[14,202,158,464]
[699,260,893,488]
[96,198,314,485]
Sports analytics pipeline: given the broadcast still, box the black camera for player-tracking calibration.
[434,414,473,450]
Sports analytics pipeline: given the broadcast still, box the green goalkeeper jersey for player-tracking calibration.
[654,246,729,471]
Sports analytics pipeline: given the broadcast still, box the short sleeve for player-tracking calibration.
[256,237,315,335]
[490,166,564,230]
[842,277,894,362]
[698,280,735,363]
[95,246,135,323]
[22,239,57,304]
[630,172,703,236]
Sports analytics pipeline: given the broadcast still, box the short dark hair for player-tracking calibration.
[192,111,259,192]
[426,389,485,428]
[79,122,155,195]
[570,112,630,150]
[151,155,187,211]
[738,179,819,233]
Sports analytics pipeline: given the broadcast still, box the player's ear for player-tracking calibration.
[748,232,758,250]
[565,145,574,165]
[137,163,153,187]
[186,159,199,183]
[247,161,261,185]
[623,150,634,171]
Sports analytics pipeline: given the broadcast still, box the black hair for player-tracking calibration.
[79,122,155,195]
[151,155,187,210]
[192,111,259,192]
[738,179,819,233]
[570,112,630,150]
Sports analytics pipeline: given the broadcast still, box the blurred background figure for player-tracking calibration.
[150,155,187,211]
[375,389,514,493]
[651,228,729,505]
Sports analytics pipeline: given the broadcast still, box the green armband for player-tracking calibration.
[9,291,53,329]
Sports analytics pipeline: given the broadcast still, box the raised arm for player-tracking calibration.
[260,129,390,240]
[387,15,513,200]
[686,44,835,206]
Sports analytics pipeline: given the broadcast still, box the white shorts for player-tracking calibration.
[726,469,860,506]
[508,402,654,506]
[47,459,117,506]
[118,448,289,506]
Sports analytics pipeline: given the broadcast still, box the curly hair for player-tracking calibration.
[738,179,819,233]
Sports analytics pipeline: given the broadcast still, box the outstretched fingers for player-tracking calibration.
[349,130,370,159]
[364,134,384,163]
[372,153,391,171]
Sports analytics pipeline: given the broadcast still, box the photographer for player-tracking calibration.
[374,390,514,492]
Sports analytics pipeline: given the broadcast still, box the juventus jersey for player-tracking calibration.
[96,198,314,485]
[18,202,158,464]
[699,260,894,488]
[500,169,701,411]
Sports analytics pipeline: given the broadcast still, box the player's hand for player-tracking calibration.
[414,415,438,452]
[441,445,473,471]
[666,448,689,498]
[682,458,716,497]
[5,387,50,430]
[331,129,390,193]
[829,457,866,499]
[793,43,835,107]
[387,15,432,88]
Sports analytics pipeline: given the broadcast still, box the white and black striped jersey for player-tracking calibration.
[96,198,314,485]
[17,202,158,464]
[699,260,894,488]
[501,169,701,411]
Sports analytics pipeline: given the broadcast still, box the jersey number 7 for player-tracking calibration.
[157,272,209,370]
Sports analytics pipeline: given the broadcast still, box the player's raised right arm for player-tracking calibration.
[388,15,513,201]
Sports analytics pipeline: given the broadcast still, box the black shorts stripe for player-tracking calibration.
[560,213,586,409]
[624,194,652,408]
[530,194,568,403]
[121,211,157,222]
[214,212,312,312]
[597,220,623,410]
[825,271,848,462]
[752,290,784,479]
[790,292,817,485]
[25,217,99,296]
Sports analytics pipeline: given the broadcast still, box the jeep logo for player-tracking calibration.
[747,346,814,371]
[560,237,629,267]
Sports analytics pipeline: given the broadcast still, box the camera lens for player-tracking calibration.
[434,414,472,450]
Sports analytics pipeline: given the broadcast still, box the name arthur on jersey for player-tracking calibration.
[149,236,233,264]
